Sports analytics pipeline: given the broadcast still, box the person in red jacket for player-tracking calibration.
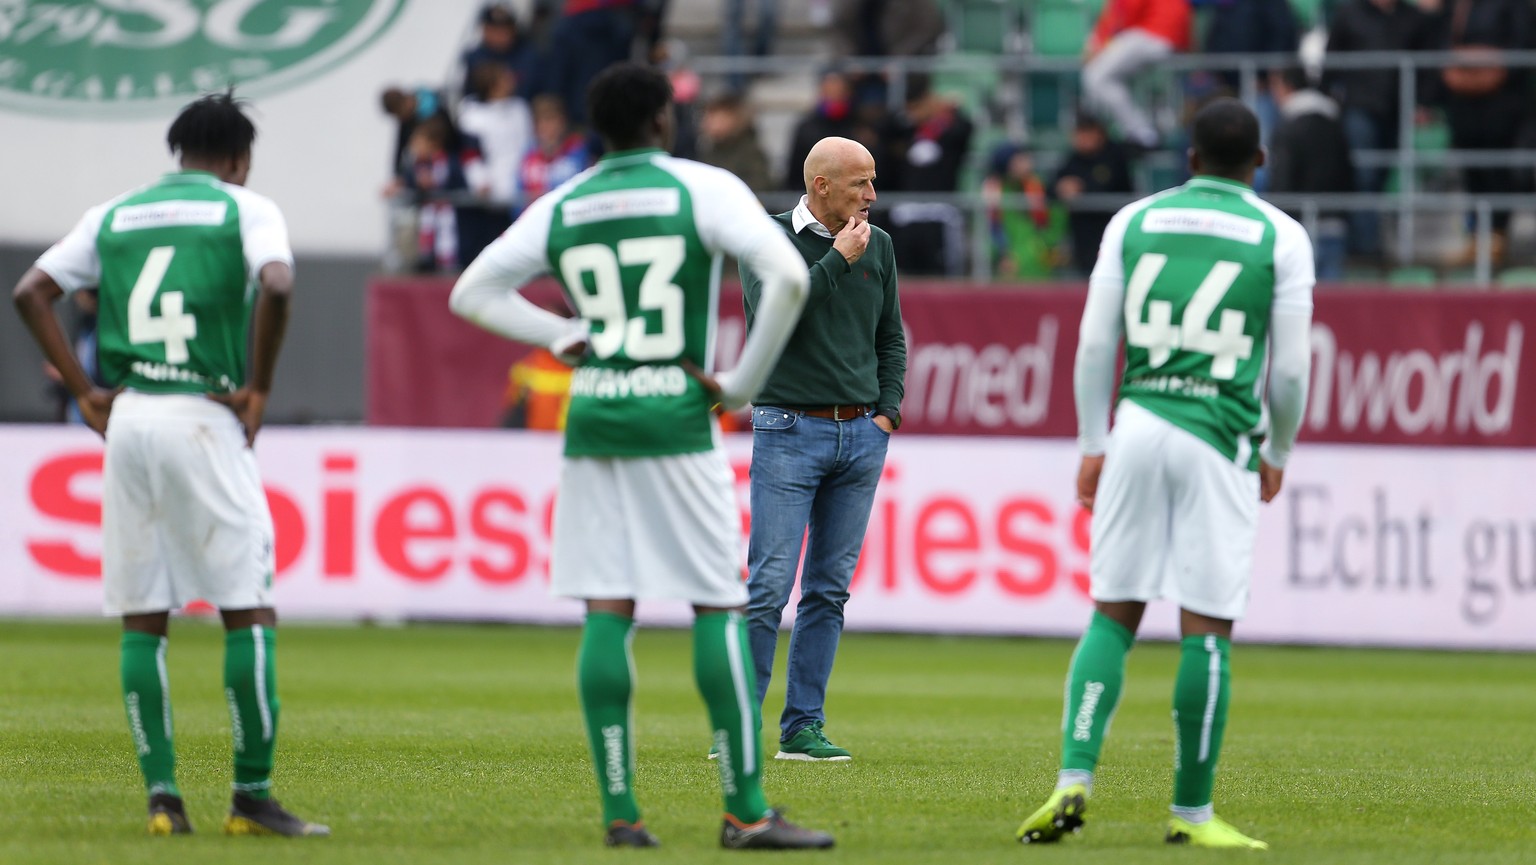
[1082,0,1191,150]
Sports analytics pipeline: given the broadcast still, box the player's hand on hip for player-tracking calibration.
[872,413,894,433]
[208,387,269,448]
[1259,460,1284,503]
[1076,454,1105,512]
[75,386,121,439]
[679,358,745,412]
[833,215,871,265]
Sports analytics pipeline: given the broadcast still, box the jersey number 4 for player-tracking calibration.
[1124,253,1253,381]
[559,236,685,361]
[128,246,198,364]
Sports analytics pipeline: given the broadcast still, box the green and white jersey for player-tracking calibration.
[1076,176,1315,469]
[457,148,803,458]
[36,170,293,395]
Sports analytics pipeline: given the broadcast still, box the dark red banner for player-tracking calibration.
[367,278,1536,447]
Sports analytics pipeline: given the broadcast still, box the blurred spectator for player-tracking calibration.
[1052,114,1134,275]
[883,77,974,275]
[1268,67,1354,280]
[512,95,593,216]
[984,145,1068,280]
[829,0,945,108]
[1083,0,1192,150]
[637,0,671,62]
[698,92,772,193]
[783,69,857,189]
[380,85,455,195]
[658,38,702,160]
[459,4,539,100]
[43,290,102,424]
[1322,0,1437,259]
[1202,0,1300,170]
[831,0,945,58]
[546,0,638,126]
[724,0,776,90]
[405,115,472,272]
[502,349,573,429]
[459,61,533,261]
[1438,0,1535,268]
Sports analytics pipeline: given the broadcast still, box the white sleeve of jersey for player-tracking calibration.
[34,204,109,293]
[1074,204,1136,456]
[1260,213,1316,468]
[231,188,296,281]
[449,188,585,351]
[1270,211,1316,315]
[674,159,809,409]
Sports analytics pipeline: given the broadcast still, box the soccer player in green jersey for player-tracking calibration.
[1016,99,1314,850]
[13,94,327,839]
[450,63,833,850]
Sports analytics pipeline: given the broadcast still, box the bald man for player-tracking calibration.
[736,136,905,763]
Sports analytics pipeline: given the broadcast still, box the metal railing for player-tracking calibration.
[386,49,1536,285]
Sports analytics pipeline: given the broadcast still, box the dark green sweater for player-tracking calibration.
[741,211,906,424]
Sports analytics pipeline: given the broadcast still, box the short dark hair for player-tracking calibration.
[1273,65,1311,92]
[167,92,256,160]
[587,62,672,148]
[480,3,515,27]
[705,91,747,114]
[1191,97,1261,177]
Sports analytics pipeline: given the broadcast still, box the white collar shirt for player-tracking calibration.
[791,195,835,239]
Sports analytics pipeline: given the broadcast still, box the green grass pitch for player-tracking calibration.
[2,619,1533,865]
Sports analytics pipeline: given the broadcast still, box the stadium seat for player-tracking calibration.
[1496,268,1536,289]
[1030,2,1091,56]
[1387,266,1438,288]
[949,0,1016,54]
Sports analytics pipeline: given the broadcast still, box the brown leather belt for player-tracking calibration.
[784,404,872,421]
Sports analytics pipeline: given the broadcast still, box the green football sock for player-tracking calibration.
[693,611,769,824]
[225,625,279,799]
[1060,611,1135,774]
[578,612,640,826]
[121,631,179,798]
[1172,634,1231,809]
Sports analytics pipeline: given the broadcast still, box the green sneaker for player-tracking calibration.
[774,721,851,762]
[1015,784,1087,844]
[1166,815,1268,850]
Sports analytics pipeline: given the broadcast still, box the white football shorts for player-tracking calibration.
[1089,399,1260,620]
[551,448,747,607]
[102,392,275,616]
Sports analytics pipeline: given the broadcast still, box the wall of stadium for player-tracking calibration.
[4,425,1534,651]
[0,0,485,255]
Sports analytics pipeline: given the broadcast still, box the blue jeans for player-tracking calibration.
[746,406,888,741]
[1342,108,1395,259]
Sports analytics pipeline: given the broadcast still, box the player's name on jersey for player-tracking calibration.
[130,360,234,391]
[569,365,689,399]
[1126,374,1220,400]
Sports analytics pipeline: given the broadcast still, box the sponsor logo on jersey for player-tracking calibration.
[112,200,228,232]
[1142,208,1266,246]
[569,365,689,400]
[1126,374,1221,400]
[0,1,406,119]
[561,188,681,227]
